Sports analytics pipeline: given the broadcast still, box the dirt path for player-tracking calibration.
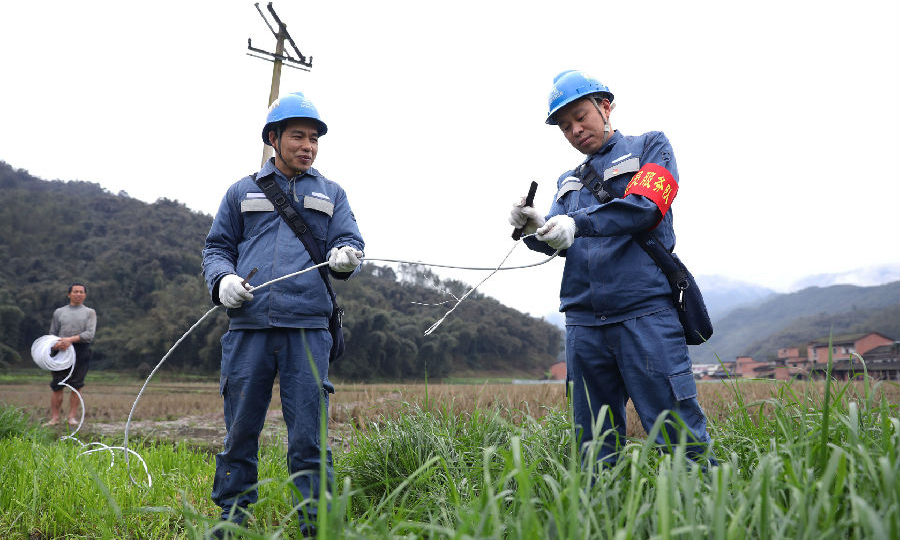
[4,380,407,452]
[73,406,359,453]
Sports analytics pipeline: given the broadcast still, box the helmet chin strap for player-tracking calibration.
[589,96,613,148]
[272,133,303,178]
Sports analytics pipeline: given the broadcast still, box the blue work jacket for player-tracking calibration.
[202,159,365,330]
[525,130,678,326]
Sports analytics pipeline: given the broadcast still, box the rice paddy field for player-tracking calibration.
[0,366,898,539]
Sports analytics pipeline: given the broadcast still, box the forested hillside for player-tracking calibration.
[690,281,900,364]
[0,162,561,378]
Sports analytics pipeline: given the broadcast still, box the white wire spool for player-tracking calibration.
[31,335,75,371]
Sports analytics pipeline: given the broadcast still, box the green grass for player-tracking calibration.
[1,367,898,539]
[0,404,53,443]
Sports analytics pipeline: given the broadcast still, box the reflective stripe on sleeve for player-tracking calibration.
[603,156,640,181]
[555,178,584,201]
[303,195,334,216]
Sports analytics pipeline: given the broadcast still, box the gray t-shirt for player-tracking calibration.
[49,304,97,343]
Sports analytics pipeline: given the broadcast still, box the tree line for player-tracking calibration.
[0,162,561,379]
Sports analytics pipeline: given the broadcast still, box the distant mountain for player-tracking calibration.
[541,276,775,330]
[789,264,900,290]
[690,281,900,365]
[694,275,776,320]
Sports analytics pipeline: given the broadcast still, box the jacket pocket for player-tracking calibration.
[668,370,698,401]
[300,204,330,241]
[241,204,276,238]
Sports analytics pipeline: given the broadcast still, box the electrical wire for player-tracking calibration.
[420,238,547,335]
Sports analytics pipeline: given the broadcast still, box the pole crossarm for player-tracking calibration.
[266,2,310,65]
[247,39,311,71]
[248,2,313,70]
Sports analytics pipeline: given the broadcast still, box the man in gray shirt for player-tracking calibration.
[46,283,97,426]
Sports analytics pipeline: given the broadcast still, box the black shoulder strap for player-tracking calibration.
[251,172,338,300]
[576,165,689,291]
[575,162,615,204]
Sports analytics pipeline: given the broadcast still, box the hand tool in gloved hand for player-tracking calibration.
[241,267,259,288]
[511,181,538,240]
[220,270,257,309]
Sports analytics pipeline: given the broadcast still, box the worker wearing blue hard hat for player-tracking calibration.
[262,91,328,142]
[545,70,614,123]
[510,70,716,471]
[203,91,365,537]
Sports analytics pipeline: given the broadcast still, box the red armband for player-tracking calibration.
[623,163,678,224]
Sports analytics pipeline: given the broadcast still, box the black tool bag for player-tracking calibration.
[576,164,713,345]
[631,232,713,345]
[252,172,346,361]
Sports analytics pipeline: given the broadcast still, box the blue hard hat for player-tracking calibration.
[546,70,614,125]
[262,91,328,145]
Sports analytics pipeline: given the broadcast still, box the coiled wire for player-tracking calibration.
[31,334,75,371]
[32,334,153,484]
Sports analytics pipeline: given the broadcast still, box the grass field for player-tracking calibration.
[1,366,898,539]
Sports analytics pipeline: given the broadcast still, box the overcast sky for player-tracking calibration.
[2,0,898,318]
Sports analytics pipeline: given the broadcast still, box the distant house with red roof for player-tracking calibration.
[806,332,894,364]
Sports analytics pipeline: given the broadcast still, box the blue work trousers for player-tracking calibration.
[212,328,334,521]
[566,308,715,466]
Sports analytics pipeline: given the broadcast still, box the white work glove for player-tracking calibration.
[328,245,363,272]
[536,215,577,250]
[508,197,545,236]
[219,274,254,309]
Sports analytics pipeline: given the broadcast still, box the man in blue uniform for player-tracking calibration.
[509,70,715,469]
[202,92,364,536]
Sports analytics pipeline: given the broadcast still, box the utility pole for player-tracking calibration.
[247,2,314,168]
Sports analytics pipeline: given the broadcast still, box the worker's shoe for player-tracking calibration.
[211,527,238,540]
[298,513,317,538]
[211,520,243,539]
